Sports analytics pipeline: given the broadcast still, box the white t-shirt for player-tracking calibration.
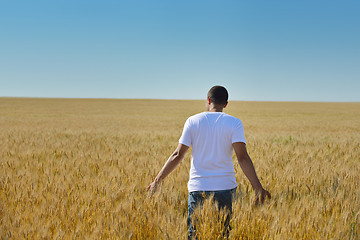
[179,112,246,192]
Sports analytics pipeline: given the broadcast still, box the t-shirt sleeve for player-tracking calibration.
[179,118,192,147]
[231,120,246,144]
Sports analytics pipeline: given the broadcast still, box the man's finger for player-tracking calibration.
[255,196,259,206]
[254,190,271,206]
[267,192,271,199]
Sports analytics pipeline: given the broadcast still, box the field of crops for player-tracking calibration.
[0,98,359,239]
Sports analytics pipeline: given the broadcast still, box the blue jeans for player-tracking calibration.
[187,187,236,239]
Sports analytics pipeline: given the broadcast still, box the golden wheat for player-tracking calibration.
[0,98,359,239]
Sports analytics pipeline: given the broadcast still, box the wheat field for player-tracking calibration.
[0,98,359,239]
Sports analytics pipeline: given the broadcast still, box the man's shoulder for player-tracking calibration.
[187,112,207,121]
[222,113,242,123]
[187,112,242,124]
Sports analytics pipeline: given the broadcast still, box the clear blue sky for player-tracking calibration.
[1,0,359,101]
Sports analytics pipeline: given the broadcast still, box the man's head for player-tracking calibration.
[206,85,228,111]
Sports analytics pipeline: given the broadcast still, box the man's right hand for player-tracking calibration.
[255,188,271,205]
[147,181,159,195]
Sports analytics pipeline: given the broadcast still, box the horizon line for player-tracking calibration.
[0,96,359,104]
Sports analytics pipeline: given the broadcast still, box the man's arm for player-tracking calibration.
[232,142,271,204]
[147,143,189,193]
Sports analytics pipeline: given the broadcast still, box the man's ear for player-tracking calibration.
[207,96,211,105]
[223,102,228,108]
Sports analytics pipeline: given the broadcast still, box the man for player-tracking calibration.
[147,86,271,238]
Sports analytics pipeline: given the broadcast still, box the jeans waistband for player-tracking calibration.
[189,187,237,195]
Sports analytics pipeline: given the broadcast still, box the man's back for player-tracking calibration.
[179,112,246,192]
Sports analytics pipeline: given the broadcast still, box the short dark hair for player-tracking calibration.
[207,85,228,105]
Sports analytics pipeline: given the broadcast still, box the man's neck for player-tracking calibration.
[208,106,223,112]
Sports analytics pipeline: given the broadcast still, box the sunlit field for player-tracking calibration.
[0,98,359,239]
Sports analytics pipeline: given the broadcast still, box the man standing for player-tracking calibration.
[147,86,271,238]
